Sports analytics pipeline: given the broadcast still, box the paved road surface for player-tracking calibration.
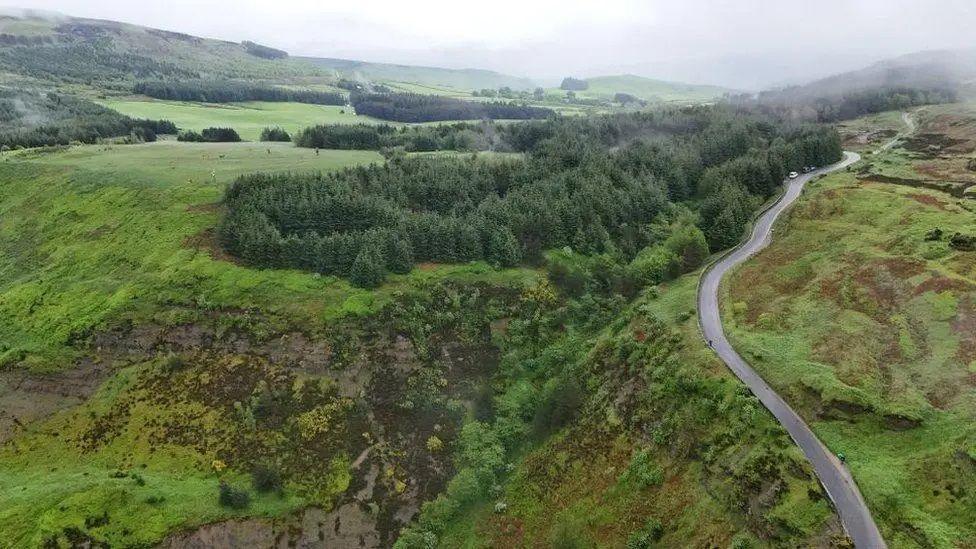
[697,151,888,548]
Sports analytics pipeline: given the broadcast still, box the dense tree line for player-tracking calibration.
[0,89,176,148]
[350,92,553,123]
[133,80,346,105]
[241,41,288,60]
[735,86,957,122]
[177,127,241,142]
[220,106,841,286]
[293,122,494,151]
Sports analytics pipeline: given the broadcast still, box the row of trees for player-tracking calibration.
[0,89,176,148]
[349,92,553,123]
[220,106,841,286]
[133,80,346,105]
[293,122,492,152]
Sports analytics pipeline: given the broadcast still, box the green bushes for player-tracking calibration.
[626,519,664,549]
[178,127,241,142]
[217,482,250,509]
[532,376,584,438]
[259,126,291,142]
[620,449,663,489]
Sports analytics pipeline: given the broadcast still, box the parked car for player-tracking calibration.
[789,171,799,179]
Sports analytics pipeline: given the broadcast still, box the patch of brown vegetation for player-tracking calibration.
[908,193,951,210]
[185,202,222,214]
[881,257,927,278]
[182,227,242,265]
[901,133,970,158]
[951,296,976,366]
[912,274,976,296]
[859,174,966,197]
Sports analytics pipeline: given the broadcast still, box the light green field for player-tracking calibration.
[101,99,383,141]
[552,74,733,104]
[0,141,413,372]
[723,153,976,547]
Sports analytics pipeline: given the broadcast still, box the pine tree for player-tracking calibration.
[486,228,521,267]
[350,244,386,288]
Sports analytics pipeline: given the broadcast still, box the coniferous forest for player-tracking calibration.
[349,91,554,122]
[221,106,841,286]
[133,80,346,105]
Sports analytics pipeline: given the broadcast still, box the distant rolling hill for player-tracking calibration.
[0,10,536,94]
[0,10,323,84]
[297,57,536,93]
[765,49,976,100]
[571,74,734,103]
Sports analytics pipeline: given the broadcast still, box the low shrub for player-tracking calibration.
[626,519,664,549]
[218,482,251,509]
[251,464,283,494]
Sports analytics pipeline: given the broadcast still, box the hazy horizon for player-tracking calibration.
[9,0,976,89]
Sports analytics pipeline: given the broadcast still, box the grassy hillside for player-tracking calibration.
[0,141,384,371]
[566,74,732,103]
[102,98,380,141]
[299,57,536,92]
[434,273,844,547]
[724,107,976,547]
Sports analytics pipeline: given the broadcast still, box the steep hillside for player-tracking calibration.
[298,57,536,93]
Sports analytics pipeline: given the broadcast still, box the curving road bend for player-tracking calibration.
[697,151,888,548]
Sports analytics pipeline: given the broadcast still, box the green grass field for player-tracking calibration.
[101,99,382,141]
[723,142,976,547]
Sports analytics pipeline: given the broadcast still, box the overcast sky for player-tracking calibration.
[15,0,976,89]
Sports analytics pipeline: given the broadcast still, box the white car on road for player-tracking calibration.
[788,171,799,179]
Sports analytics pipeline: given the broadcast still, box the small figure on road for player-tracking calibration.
[708,339,713,347]
[837,452,846,464]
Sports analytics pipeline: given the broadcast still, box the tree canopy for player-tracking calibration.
[221,106,841,286]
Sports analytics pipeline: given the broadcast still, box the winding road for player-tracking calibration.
[697,151,888,548]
